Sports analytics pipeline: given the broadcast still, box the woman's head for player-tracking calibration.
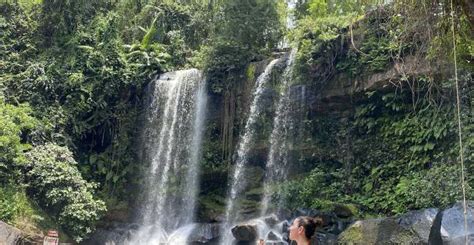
[288,216,323,242]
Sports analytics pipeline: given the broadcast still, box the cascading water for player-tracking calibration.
[221,59,280,244]
[129,69,207,244]
[261,49,297,217]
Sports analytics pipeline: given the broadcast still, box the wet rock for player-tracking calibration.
[258,87,278,109]
[266,231,279,241]
[231,224,257,242]
[280,220,289,237]
[289,85,313,106]
[429,201,474,244]
[263,214,280,227]
[188,223,220,244]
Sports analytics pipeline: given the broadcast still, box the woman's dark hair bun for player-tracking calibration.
[313,216,323,226]
[296,216,323,239]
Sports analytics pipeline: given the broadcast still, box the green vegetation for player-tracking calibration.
[196,0,283,94]
[0,101,36,182]
[291,0,473,84]
[280,80,473,216]
[25,144,106,241]
[273,0,473,218]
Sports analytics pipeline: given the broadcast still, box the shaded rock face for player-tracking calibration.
[306,54,450,117]
[231,224,258,242]
[0,221,42,245]
[338,208,438,244]
[187,223,220,244]
[398,208,438,242]
[429,201,474,245]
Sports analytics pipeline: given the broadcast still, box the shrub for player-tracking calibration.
[394,163,472,213]
[25,144,106,241]
[0,101,37,183]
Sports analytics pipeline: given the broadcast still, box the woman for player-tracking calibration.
[288,216,323,245]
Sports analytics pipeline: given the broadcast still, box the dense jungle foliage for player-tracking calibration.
[0,0,472,241]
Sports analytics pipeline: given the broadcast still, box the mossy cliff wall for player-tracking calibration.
[193,7,472,221]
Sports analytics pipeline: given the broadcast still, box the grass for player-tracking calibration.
[0,185,73,242]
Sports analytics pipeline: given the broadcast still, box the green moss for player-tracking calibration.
[338,223,363,242]
[199,195,225,213]
[197,194,226,221]
[333,203,360,218]
[246,63,256,81]
[279,75,473,216]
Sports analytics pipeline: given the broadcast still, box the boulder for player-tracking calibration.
[261,231,286,245]
[398,208,438,242]
[187,223,220,244]
[231,224,258,242]
[0,221,25,245]
[262,214,280,227]
[266,231,279,241]
[0,221,42,245]
[429,201,474,244]
[338,208,438,244]
[338,218,410,244]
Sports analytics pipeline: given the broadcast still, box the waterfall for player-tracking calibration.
[220,59,280,244]
[261,49,297,216]
[129,69,207,244]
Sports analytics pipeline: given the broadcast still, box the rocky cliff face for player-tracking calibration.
[195,45,453,222]
[312,55,450,115]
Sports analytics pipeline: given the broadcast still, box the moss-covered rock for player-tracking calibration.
[333,203,359,219]
[338,208,438,244]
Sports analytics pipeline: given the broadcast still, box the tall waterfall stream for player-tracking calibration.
[220,58,281,244]
[129,69,207,244]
